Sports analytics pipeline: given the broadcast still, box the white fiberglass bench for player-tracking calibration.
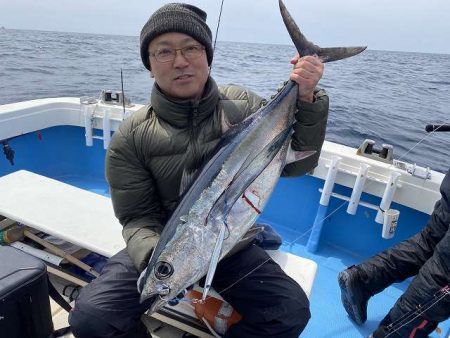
[0,170,317,337]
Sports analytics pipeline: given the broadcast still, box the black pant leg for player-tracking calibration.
[69,249,151,337]
[212,244,310,338]
[377,227,450,338]
[359,198,449,295]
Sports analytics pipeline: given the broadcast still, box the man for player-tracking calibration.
[69,3,329,337]
[339,169,450,337]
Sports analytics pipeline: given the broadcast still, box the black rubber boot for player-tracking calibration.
[338,265,371,325]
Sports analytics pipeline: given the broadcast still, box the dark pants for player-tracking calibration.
[69,244,310,338]
[359,171,450,337]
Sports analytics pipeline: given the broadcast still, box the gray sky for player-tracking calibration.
[1,0,449,54]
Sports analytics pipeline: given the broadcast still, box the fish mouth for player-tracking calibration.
[139,284,170,307]
[139,293,157,306]
[148,294,170,314]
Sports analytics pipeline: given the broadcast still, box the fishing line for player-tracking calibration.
[383,285,449,337]
[217,256,272,296]
[182,256,272,306]
[285,200,349,247]
[395,122,449,162]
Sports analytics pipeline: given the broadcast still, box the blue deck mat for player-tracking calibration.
[284,242,449,338]
[57,174,450,338]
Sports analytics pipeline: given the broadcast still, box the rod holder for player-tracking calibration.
[347,163,370,215]
[83,104,94,147]
[319,156,342,206]
[375,171,401,224]
[103,108,111,149]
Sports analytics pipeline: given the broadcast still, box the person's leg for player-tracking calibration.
[371,227,450,338]
[359,203,448,292]
[69,249,152,338]
[339,205,449,325]
[212,244,310,338]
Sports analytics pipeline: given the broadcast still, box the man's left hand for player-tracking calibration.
[290,54,324,103]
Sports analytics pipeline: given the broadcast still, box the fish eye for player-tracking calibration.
[154,261,173,279]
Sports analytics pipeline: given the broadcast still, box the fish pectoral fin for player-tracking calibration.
[285,146,316,164]
[202,223,227,301]
[318,46,367,63]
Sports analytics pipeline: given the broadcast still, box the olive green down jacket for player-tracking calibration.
[106,77,329,271]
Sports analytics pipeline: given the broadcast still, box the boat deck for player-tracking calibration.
[48,241,449,338]
[291,244,408,337]
[0,125,447,337]
[44,175,448,338]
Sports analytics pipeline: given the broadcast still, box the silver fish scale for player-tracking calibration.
[144,140,291,312]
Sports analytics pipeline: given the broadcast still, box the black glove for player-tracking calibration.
[124,227,159,272]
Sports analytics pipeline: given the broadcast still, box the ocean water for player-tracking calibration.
[1,29,449,172]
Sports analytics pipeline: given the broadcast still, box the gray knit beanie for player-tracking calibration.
[140,3,213,70]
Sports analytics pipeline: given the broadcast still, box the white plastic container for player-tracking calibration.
[382,209,400,239]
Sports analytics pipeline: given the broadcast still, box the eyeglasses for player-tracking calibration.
[150,45,205,63]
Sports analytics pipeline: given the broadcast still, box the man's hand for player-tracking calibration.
[124,226,160,272]
[290,54,324,103]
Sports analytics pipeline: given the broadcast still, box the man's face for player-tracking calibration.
[148,32,209,100]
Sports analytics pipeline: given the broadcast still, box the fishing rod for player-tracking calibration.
[212,0,225,54]
[120,68,126,115]
[209,0,225,74]
[426,124,450,132]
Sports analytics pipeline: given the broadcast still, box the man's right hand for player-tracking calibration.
[124,227,160,272]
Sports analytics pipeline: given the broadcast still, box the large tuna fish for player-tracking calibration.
[139,0,366,312]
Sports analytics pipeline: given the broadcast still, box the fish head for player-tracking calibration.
[138,260,172,309]
[139,238,203,313]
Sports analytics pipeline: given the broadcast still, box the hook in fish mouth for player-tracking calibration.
[158,284,170,296]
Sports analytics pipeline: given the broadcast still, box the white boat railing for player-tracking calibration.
[0,97,444,215]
